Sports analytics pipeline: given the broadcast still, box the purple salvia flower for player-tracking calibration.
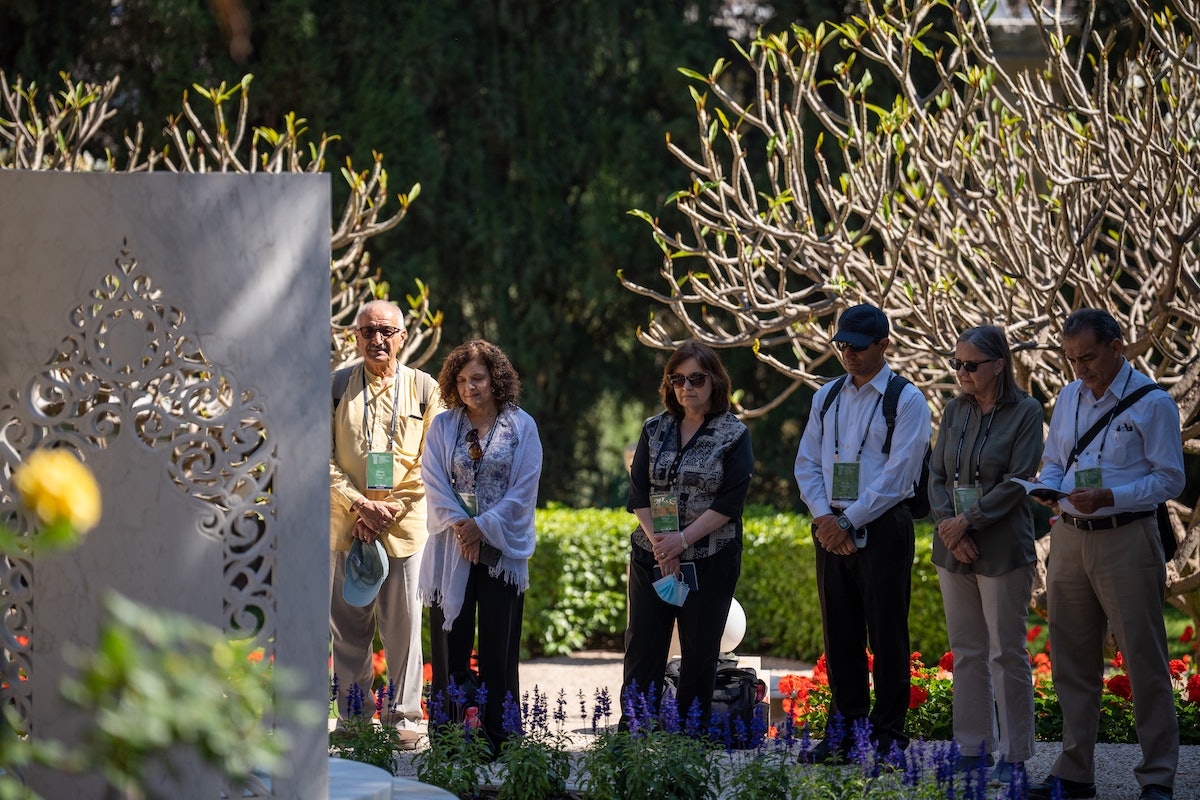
[731,715,748,751]
[428,688,449,727]
[554,689,567,731]
[330,673,340,704]
[501,691,523,737]
[446,677,467,708]
[578,689,588,726]
[684,697,703,738]
[849,717,873,766]
[475,682,488,709]
[659,689,680,734]
[749,704,768,748]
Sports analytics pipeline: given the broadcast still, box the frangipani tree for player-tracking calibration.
[0,71,440,369]
[624,0,1199,614]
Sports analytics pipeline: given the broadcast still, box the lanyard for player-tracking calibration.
[833,378,885,463]
[452,408,501,489]
[1071,366,1133,468]
[363,367,401,453]
[953,402,999,487]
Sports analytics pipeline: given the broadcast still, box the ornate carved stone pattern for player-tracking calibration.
[0,244,278,753]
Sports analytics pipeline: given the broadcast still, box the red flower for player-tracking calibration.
[813,654,829,684]
[1027,625,1043,643]
[1187,674,1200,704]
[1110,650,1124,670]
[1169,659,1187,678]
[1182,626,1195,644]
[247,649,264,663]
[909,685,929,708]
[372,650,387,680]
[1105,674,1132,700]
[938,652,954,673]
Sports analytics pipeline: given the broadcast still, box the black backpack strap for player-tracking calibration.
[331,365,355,410]
[817,375,849,430]
[881,374,911,455]
[415,368,435,416]
[1066,383,1165,465]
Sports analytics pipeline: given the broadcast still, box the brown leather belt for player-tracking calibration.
[1059,510,1154,532]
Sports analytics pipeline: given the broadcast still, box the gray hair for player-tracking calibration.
[957,325,1022,404]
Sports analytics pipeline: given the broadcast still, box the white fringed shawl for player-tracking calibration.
[418,405,543,630]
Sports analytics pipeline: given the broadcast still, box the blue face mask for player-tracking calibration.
[653,572,690,607]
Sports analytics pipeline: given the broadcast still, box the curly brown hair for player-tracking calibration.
[659,341,732,416]
[436,339,522,409]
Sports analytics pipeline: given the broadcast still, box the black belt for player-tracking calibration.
[1059,510,1154,532]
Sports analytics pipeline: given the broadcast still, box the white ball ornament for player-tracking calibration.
[720,597,746,653]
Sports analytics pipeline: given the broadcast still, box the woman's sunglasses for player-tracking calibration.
[667,372,709,388]
[466,429,483,460]
[949,358,997,373]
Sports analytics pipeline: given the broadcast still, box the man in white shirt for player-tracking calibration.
[1029,308,1184,800]
[794,304,931,761]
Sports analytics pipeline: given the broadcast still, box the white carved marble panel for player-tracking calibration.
[0,172,331,799]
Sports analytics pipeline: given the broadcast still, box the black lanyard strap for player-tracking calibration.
[953,403,999,486]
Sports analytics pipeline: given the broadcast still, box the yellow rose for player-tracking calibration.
[12,449,102,534]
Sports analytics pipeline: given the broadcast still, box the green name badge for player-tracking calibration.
[953,485,982,516]
[456,491,478,518]
[1074,467,1103,489]
[366,452,394,491]
[650,492,680,533]
[832,461,861,503]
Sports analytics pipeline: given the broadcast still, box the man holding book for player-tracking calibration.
[1028,309,1184,800]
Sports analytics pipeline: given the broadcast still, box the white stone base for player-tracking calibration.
[328,758,454,800]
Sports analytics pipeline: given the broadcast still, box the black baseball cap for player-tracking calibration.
[832,304,889,348]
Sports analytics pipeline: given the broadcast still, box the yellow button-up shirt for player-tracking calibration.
[330,363,441,557]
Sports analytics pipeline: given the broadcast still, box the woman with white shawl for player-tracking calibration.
[419,339,542,751]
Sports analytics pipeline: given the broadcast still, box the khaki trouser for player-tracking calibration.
[1047,515,1177,788]
[330,549,424,729]
[937,563,1036,763]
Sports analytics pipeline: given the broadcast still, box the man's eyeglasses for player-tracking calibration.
[949,358,997,373]
[466,429,483,461]
[834,339,881,353]
[667,372,709,388]
[357,325,402,341]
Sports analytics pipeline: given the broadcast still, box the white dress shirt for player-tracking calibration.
[1040,359,1184,516]
[794,365,932,529]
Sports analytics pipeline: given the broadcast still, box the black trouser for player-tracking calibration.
[620,540,742,728]
[429,561,524,751]
[813,504,914,751]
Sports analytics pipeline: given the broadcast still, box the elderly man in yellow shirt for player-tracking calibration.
[330,300,441,747]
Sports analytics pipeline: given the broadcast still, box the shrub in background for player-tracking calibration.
[525,506,950,664]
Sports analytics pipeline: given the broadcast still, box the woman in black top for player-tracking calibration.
[620,341,753,728]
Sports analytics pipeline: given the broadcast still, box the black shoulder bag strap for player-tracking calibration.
[1065,383,1164,465]
[1063,381,1176,560]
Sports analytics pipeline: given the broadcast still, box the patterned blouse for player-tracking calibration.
[451,408,518,513]
[627,410,753,559]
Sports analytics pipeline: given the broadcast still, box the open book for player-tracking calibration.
[1009,477,1068,502]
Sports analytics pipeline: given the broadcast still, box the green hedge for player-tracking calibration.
[523,506,950,665]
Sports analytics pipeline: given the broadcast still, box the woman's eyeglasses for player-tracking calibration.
[466,429,483,461]
[667,372,709,388]
[949,358,997,373]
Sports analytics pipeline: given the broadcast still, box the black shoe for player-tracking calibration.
[804,738,850,765]
[1139,785,1173,800]
[955,753,995,774]
[1028,776,1097,800]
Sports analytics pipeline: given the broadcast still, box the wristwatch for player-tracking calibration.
[836,515,854,533]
